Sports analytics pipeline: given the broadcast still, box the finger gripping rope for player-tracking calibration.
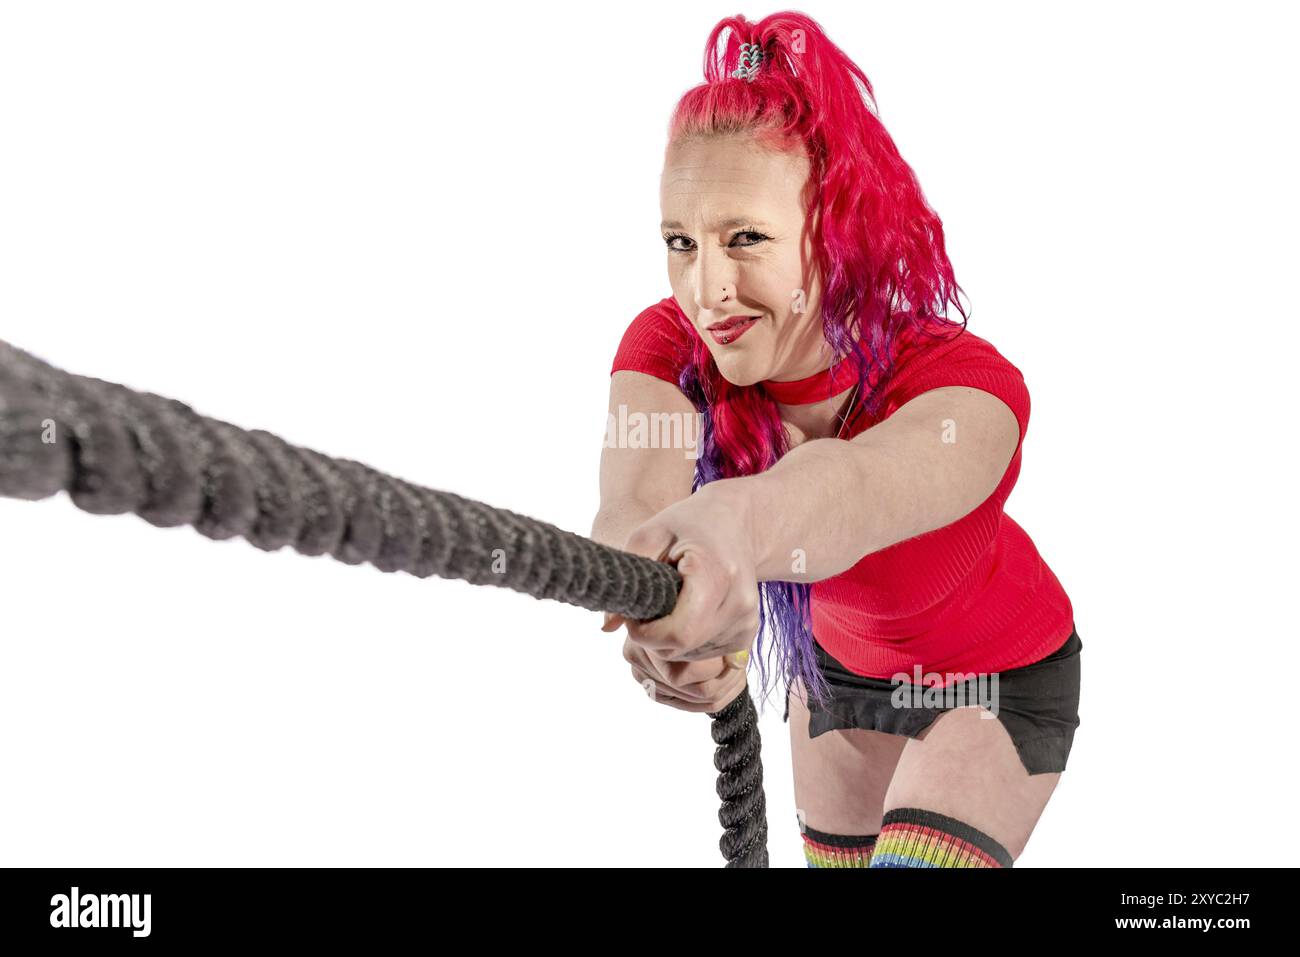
[0,338,768,867]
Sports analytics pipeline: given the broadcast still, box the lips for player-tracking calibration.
[706,315,759,331]
[706,315,760,345]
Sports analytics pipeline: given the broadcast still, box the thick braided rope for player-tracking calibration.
[0,338,768,867]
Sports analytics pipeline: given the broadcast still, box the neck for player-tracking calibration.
[761,347,865,440]
[773,381,860,441]
[767,337,839,384]
[761,331,866,399]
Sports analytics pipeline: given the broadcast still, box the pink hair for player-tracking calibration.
[666,11,970,710]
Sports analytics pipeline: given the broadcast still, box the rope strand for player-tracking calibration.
[0,337,768,867]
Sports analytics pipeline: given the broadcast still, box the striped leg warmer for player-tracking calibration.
[800,819,879,868]
[868,807,1014,868]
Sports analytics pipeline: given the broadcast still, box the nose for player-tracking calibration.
[692,246,738,314]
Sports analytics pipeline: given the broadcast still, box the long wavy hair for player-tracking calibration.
[666,12,970,711]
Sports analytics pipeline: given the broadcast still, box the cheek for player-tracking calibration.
[741,259,806,312]
[743,252,800,297]
[667,272,692,309]
[781,269,822,325]
[664,269,700,327]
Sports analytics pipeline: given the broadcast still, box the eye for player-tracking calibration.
[661,228,770,253]
[663,232,694,253]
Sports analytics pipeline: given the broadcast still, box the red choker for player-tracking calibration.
[760,352,864,405]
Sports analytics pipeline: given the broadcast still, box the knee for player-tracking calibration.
[868,807,1014,868]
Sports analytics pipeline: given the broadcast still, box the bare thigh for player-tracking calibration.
[885,705,1061,860]
[787,679,908,835]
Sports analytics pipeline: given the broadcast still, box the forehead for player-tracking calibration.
[660,134,808,222]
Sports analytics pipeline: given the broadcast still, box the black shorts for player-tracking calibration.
[783,626,1083,775]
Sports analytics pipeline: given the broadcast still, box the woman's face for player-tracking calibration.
[660,132,829,386]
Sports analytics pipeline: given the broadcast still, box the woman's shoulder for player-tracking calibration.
[609,296,698,384]
[888,315,1024,379]
[855,314,1032,441]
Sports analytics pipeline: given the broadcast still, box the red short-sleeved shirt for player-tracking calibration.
[610,296,1075,681]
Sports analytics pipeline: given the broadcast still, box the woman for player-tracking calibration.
[592,12,1080,868]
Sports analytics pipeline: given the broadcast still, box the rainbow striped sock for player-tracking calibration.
[868,807,1013,868]
[800,821,878,868]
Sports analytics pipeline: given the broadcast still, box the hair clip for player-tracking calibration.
[731,41,764,81]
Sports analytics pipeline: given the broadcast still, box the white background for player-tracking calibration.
[1,0,1295,867]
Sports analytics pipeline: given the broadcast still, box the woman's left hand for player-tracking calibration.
[602,482,761,709]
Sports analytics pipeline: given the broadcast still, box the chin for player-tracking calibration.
[711,351,767,389]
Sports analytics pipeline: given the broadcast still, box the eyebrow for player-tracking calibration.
[660,217,772,231]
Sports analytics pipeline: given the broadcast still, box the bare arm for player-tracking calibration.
[597,371,750,709]
[590,370,698,550]
[704,385,1021,582]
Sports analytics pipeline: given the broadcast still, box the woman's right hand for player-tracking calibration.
[619,633,750,714]
[601,481,758,713]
